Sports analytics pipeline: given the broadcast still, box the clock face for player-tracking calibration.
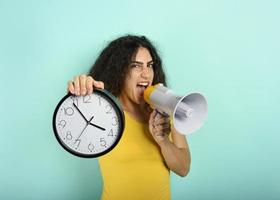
[53,89,124,158]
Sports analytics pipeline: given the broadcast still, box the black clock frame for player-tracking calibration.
[52,89,125,158]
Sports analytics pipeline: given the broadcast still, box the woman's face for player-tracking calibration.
[120,47,154,105]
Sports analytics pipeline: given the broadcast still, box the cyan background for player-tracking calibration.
[0,0,279,199]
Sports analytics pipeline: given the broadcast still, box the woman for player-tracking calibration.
[67,35,191,200]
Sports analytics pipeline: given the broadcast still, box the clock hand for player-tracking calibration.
[75,116,94,141]
[89,122,106,131]
[73,103,89,122]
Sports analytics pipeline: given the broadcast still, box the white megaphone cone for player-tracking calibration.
[144,84,208,135]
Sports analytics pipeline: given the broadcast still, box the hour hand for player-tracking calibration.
[89,122,106,131]
[72,103,88,122]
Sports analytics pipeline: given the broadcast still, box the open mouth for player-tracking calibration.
[136,82,149,96]
[137,82,149,88]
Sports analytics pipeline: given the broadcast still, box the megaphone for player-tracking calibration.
[144,84,208,135]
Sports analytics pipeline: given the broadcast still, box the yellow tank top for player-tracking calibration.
[98,111,170,200]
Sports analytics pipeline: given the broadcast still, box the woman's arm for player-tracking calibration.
[159,126,191,176]
[149,110,191,177]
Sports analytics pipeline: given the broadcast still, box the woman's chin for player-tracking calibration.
[135,96,145,105]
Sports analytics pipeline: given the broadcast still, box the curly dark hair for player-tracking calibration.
[89,35,167,97]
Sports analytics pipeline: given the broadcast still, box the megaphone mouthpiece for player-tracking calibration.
[176,101,194,118]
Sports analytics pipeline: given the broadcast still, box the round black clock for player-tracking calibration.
[52,89,125,158]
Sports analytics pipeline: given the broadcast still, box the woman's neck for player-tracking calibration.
[118,97,151,123]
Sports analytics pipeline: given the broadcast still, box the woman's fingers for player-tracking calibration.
[154,117,169,126]
[86,76,94,95]
[68,75,105,96]
[79,74,87,95]
[67,81,75,94]
[154,123,170,132]
[93,79,104,89]
[148,110,171,142]
[149,110,170,131]
[149,110,157,125]
[73,76,80,96]
[149,110,157,134]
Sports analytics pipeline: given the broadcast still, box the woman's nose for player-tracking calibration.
[141,66,150,78]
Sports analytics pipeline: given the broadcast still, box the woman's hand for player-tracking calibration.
[149,110,171,145]
[67,74,104,96]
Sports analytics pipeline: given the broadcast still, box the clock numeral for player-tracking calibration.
[100,138,106,147]
[58,120,66,128]
[70,96,79,107]
[83,95,91,103]
[74,139,81,149]
[66,131,73,140]
[112,116,118,126]
[64,107,74,116]
[88,143,94,152]
[108,129,113,137]
[105,105,112,114]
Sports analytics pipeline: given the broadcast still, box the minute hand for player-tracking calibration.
[73,103,89,122]
[89,123,106,131]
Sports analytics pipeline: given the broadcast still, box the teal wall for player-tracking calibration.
[1,0,279,199]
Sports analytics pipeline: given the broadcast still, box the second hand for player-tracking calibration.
[75,116,94,141]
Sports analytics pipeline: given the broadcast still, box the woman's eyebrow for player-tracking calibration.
[130,60,153,65]
[130,61,143,65]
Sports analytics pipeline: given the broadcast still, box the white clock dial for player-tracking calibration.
[53,89,124,158]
